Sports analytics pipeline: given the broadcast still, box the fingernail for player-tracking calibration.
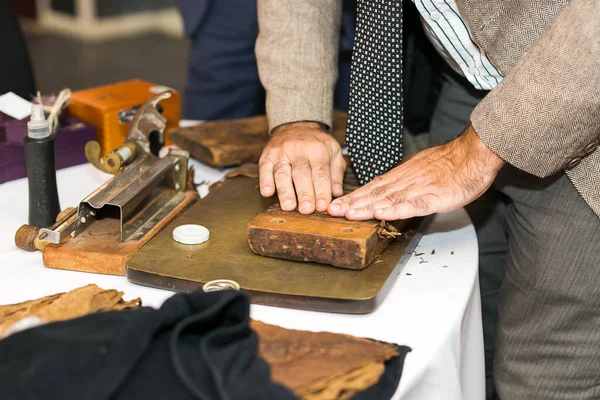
[301,201,311,210]
[348,208,356,215]
[330,203,340,211]
[334,184,343,193]
[262,186,271,194]
[283,200,293,209]
[332,198,341,204]
[317,199,326,209]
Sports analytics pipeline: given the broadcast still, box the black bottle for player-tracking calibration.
[23,104,60,228]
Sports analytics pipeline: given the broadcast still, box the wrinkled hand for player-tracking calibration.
[259,122,346,214]
[328,124,505,221]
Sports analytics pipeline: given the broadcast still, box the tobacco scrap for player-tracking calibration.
[225,164,260,179]
[0,285,141,338]
[419,260,428,264]
[431,249,435,255]
[451,251,454,255]
[252,317,398,400]
[377,220,402,239]
[406,273,412,276]
[186,254,193,259]
[415,252,425,257]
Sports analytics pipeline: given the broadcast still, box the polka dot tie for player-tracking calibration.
[346,0,403,185]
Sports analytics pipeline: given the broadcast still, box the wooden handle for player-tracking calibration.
[15,224,43,251]
[14,208,73,252]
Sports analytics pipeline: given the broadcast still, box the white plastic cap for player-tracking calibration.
[27,104,50,139]
[172,224,210,245]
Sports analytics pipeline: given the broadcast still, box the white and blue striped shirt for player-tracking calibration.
[412,0,503,91]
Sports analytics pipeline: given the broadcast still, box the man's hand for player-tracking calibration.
[328,124,505,221]
[259,122,346,214]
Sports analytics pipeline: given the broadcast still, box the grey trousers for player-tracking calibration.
[429,72,600,399]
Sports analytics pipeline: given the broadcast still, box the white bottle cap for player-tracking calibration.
[172,224,210,245]
[27,104,51,139]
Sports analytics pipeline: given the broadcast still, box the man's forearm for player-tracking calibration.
[471,0,600,177]
[255,0,342,132]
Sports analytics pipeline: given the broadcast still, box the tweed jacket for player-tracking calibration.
[255,0,600,216]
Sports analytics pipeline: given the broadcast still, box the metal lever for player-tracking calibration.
[85,90,173,174]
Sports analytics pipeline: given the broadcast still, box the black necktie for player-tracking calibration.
[346,0,403,185]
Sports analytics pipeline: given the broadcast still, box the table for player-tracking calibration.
[0,161,484,400]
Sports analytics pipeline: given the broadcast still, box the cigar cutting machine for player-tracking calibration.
[15,90,198,275]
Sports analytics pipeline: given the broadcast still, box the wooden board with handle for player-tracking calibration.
[41,190,198,276]
[126,165,428,314]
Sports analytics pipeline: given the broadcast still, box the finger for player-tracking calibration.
[258,158,275,197]
[311,159,332,212]
[344,202,376,221]
[327,193,351,216]
[273,161,296,211]
[344,191,408,221]
[373,194,437,221]
[330,153,346,198]
[348,186,415,217]
[331,174,388,207]
[329,175,391,216]
[291,159,315,214]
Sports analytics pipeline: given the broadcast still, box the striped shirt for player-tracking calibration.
[412,0,503,91]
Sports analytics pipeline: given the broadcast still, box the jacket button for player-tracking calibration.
[583,142,598,156]
[566,157,582,169]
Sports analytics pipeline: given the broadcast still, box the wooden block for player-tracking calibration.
[247,205,407,270]
[170,111,348,168]
[42,190,198,276]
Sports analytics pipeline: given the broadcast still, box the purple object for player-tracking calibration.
[0,115,96,184]
[0,112,12,142]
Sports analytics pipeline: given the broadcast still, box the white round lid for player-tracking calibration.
[172,224,210,245]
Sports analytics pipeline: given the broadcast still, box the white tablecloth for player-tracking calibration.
[0,162,484,400]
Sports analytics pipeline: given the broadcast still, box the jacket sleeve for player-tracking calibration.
[471,0,600,177]
[255,0,342,132]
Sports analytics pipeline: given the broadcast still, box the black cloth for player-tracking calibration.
[354,344,411,400]
[0,0,35,98]
[0,290,410,400]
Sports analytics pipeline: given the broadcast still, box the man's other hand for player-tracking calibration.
[259,122,346,214]
[328,124,505,221]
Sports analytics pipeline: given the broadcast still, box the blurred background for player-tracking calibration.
[12,0,187,99]
[4,0,437,152]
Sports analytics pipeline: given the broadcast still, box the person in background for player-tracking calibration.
[177,0,355,121]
